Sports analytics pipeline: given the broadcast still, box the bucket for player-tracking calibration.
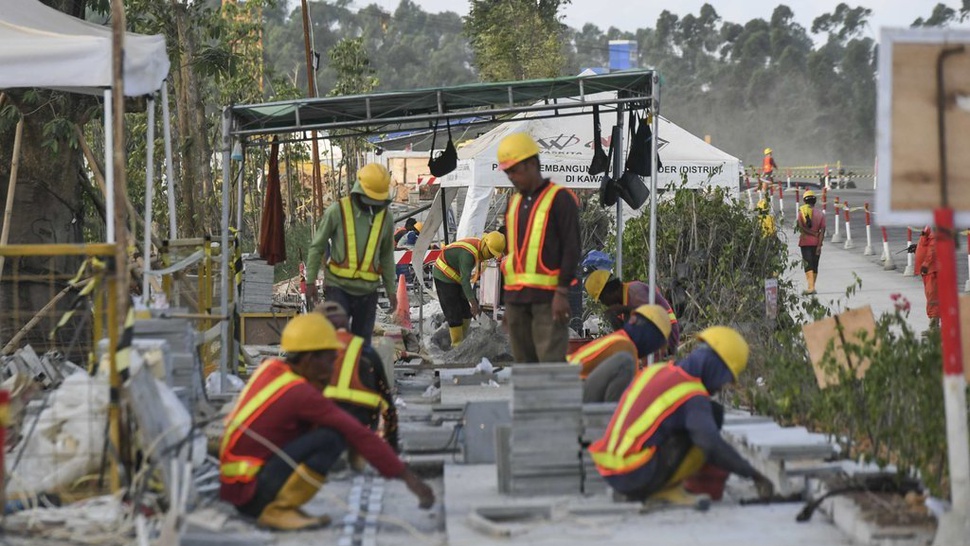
[684,463,729,501]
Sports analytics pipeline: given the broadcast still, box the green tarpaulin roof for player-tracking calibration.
[229,70,656,137]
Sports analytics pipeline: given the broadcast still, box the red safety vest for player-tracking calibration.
[588,364,708,476]
[324,331,386,410]
[328,197,386,281]
[567,330,636,379]
[502,183,568,291]
[762,155,774,174]
[220,359,304,484]
[434,238,482,284]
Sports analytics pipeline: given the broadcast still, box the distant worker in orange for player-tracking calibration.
[762,148,777,190]
[914,226,939,328]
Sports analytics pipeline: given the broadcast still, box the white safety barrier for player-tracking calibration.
[880,226,896,271]
[830,196,843,243]
[863,203,874,256]
[903,227,915,277]
[843,201,855,250]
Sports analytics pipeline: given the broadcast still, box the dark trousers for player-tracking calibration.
[325,285,379,344]
[800,245,820,273]
[434,278,471,328]
[504,301,569,363]
[605,402,725,500]
[237,428,346,518]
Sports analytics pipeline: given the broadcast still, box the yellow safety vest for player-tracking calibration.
[328,197,386,282]
[220,360,303,483]
[588,364,707,476]
[324,332,387,410]
[502,184,564,291]
[434,238,482,283]
[567,330,636,379]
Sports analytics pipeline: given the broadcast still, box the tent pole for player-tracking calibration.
[161,84,177,240]
[104,89,115,244]
[0,117,25,282]
[220,109,233,391]
[440,187,450,245]
[648,74,660,306]
[142,97,156,299]
[614,102,625,279]
[236,143,246,233]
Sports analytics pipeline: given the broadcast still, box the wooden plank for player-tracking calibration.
[801,305,876,389]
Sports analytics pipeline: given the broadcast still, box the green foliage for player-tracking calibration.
[464,0,569,81]
[275,220,315,283]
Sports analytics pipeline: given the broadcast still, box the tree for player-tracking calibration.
[912,1,970,26]
[464,0,571,81]
[328,37,379,197]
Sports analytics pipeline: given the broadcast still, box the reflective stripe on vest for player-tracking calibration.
[502,184,563,290]
[763,156,773,173]
[434,239,481,283]
[588,364,707,475]
[324,334,386,410]
[328,197,386,281]
[567,330,634,378]
[220,360,303,483]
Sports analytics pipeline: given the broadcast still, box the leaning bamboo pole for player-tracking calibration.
[0,117,25,281]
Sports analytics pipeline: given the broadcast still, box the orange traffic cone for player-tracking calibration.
[395,274,411,329]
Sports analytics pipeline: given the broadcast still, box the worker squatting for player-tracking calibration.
[218,133,776,532]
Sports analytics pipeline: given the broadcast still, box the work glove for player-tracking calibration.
[752,472,774,499]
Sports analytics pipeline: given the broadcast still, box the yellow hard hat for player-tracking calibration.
[414,221,424,232]
[696,326,749,380]
[803,190,816,201]
[481,231,506,259]
[280,313,343,353]
[764,148,772,155]
[497,133,540,171]
[584,270,612,301]
[355,163,391,201]
[632,304,672,340]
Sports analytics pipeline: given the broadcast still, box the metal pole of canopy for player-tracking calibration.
[142,97,156,298]
[219,109,232,393]
[104,89,115,244]
[648,74,660,305]
[161,85,177,240]
[614,102,625,279]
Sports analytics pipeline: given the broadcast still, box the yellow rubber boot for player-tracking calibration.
[449,326,464,347]
[803,271,816,295]
[462,318,471,336]
[257,465,332,531]
[641,484,711,513]
[663,447,706,488]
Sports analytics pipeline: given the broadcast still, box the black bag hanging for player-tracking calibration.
[616,111,650,210]
[587,105,609,176]
[428,118,458,177]
[617,171,650,210]
[624,110,661,177]
[599,125,620,208]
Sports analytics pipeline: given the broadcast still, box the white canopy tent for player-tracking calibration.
[0,0,175,293]
[439,102,741,239]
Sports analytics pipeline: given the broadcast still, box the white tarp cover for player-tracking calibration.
[0,0,170,96]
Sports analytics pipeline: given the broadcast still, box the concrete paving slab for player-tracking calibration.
[439,382,511,405]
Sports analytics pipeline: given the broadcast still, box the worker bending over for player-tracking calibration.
[219,313,434,531]
[567,304,670,403]
[584,270,680,356]
[394,218,418,248]
[589,326,774,510]
[318,301,398,453]
[432,232,506,347]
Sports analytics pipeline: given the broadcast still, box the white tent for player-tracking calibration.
[440,102,741,238]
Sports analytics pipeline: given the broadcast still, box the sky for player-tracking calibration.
[332,0,967,41]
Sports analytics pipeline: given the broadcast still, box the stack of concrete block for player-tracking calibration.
[241,258,275,312]
[580,402,616,495]
[133,318,203,410]
[508,364,583,496]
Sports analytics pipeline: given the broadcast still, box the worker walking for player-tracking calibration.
[755,192,776,238]
[219,313,434,531]
[498,133,581,364]
[318,301,399,454]
[432,231,506,347]
[306,163,398,344]
[567,304,670,403]
[797,190,825,295]
[584,270,679,356]
[915,226,939,329]
[588,326,774,510]
[762,148,777,189]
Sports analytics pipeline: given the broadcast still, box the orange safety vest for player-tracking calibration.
[762,155,774,174]
[567,330,636,379]
[328,197,386,281]
[622,282,678,328]
[220,359,304,484]
[502,183,566,291]
[324,331,387,410]
[588,363,708,476]
[434,238,482,284]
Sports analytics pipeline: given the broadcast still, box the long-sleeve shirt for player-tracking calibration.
[622,281,680,353]
[504,180,581,304]
[915,229,937,276]
[306,195,396,297]
[221,370,405,507]
[797,205,825,247]
[432,243,479,301]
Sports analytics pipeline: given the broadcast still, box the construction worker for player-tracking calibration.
[915,226,939,328]
[762,148,777,189]
[219,313,434,531]
[306,163,397,344]
[797,190,825,295]
[588,326,774,510]
[498,133,581,364]
[318,301,398,454]
[567,304,671,403]
[432,231,506,347]
[394,218,418,248]
[584,270,680,356]
[755,192,776,237]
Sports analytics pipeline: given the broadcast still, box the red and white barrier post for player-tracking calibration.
[746,175,754,210]
[903,227,915,277]
[842,201,854,249]
[863,202,874,256]
[824,164,831,189]
[880,226,896,270]
[777,185,785,221]
[831,196,843,243]
[965,231,970,293]
[786,169,792,190]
